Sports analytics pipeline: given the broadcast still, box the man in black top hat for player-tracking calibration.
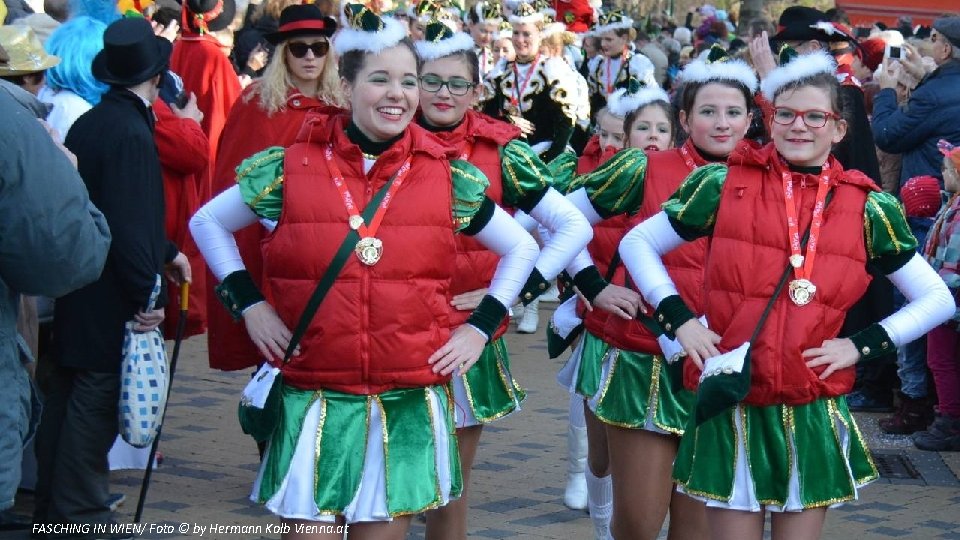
[33,17,190,539]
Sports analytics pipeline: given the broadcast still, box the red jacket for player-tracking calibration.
[587,141,710,353]
[154,98,209,339]
[693,143,877,406]
[443,110,521,340]
[170,32,241,202]
[553,0,595,34]
[264,114,460,394]
[206,85,342,370]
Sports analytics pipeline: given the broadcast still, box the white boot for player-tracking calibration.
[586,469,612,540]
[564,424,588,510]
[517,298,540,334]
[540,282,561,302]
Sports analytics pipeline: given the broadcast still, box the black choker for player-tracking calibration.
[787,163,824,175]
[417,116,464,133]
[692,144,727,163]
[346,121,403,158]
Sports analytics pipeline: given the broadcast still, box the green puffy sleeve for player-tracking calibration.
[662,163,728,241]
[451,159,492,233]
[236,146,285,220]
[547,151,579,194]
[500,140,552,212]
[567,148,648,218]
[864,191,918,274]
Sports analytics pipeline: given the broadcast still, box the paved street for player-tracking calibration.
[5,304,960,539]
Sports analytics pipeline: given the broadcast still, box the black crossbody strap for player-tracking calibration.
[282,172,399,363]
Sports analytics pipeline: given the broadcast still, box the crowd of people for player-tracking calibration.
[1,0,960,539]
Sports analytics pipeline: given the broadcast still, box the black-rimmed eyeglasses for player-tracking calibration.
[419,75,476,96]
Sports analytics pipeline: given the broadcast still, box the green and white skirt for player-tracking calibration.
[252,384,463,522]
[556,331,608,398]
[452,338,525,428]
[589,346,694,435]
[673,396,878,512]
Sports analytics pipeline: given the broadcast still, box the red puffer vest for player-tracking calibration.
[444,111,521,340]
[262,114,459,394]
[587,142,711,352]
[688,143,877,406]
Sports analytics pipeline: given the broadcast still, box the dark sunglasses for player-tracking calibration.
[288,41,329,59]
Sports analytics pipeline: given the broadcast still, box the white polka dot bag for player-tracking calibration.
[119,274,169,448]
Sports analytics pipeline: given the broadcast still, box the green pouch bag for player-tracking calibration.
[238,364,283,443]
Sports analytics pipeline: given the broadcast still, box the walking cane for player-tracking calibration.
[134,282,189,523]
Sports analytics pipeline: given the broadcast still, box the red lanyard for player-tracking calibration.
[511,53,541,112]
[459,140,474,161]
[324,145,411,238]
[605,49,627,95]
[678,145,698,171]
[781,170,832,285]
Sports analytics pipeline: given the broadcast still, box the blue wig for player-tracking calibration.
[45,16,110,105]
[69,0,121,25]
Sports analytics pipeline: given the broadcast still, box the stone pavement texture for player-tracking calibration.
[4,304,960,539]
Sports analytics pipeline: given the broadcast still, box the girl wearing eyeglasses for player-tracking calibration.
[549,49,757,540]
[480,2,580,163]
[413,20,592,540]
[620,50,954,540]
[206,4,344,379]
[190,5,541,537]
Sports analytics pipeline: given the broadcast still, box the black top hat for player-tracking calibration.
[185,0,236,33]
[772,6,850,43]
[92,18,172,86]
[264,4,338,45]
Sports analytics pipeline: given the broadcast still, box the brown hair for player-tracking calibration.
[339,38,422,84]
[623,100,677,147]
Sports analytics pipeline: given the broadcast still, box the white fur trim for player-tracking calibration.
[509,12,544,25]
[333,16,408,55]
[415,32,476,61]
[495,28,513,40]
[592,18,634,36]
[542,8,557,18]
[679,57,759,93]
[541,21,566,39]
[607,86,670,118]
[760,50,836,101]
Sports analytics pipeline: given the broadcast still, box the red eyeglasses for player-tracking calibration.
[772,107,841,128]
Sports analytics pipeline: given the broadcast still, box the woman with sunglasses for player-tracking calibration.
[480,1,580,163]
[414,20,591,540]
[191,5,539,538]
[620,49,954,540]
[206,3,343,376]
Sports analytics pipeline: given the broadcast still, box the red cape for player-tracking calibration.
[206,84,344,370]
[170,32,242,202]
[154,98,210,339]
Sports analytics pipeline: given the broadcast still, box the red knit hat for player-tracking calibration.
[858,37,885,72]
[900,175,942,218]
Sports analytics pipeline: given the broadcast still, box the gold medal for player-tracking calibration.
[355,237,383,266]
[348,215,364,230]
[789,254,804,268]
[788,279,816,306]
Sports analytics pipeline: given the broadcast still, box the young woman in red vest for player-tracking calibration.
[413,20,592,540]
[621,50,955,540]
[189,6,540,538]
[207,4,343,375]
[553,51,759,539]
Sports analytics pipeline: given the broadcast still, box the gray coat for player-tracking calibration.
[0,85,110,507]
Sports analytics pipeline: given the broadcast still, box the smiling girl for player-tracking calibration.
[552,49,758,540]
[189,6,541,539]
[620,50,954,540]
[585,10,657,122]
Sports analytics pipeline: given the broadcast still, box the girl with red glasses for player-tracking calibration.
[620,49,954,540]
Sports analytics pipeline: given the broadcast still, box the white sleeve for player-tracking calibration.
[619,211,687,306]
[880,253,956,346]
[513,209,538,233]
[526,188,593,280]
[188,185,259,281]
[472,205,541,309]
[567,187,604,225]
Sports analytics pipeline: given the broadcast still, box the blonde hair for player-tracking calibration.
[248,39,345,115]
[254,0,301,23]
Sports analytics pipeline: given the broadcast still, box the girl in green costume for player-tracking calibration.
[621,50,955,540]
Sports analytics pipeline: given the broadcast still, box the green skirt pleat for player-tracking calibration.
[575,332,609,398]
[673,397,879,509]
[257,385,462,516]
[593,349,694,434]
[463,338,526,422]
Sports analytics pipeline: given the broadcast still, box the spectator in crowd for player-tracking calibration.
[33,18,190,535]
[43,0,69,22]
[0,68,110,534]
[231,0,298,78]
[871,15,960,433]
[634,30,667,86]
[0,25,58,96]
[1,0,31,24]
